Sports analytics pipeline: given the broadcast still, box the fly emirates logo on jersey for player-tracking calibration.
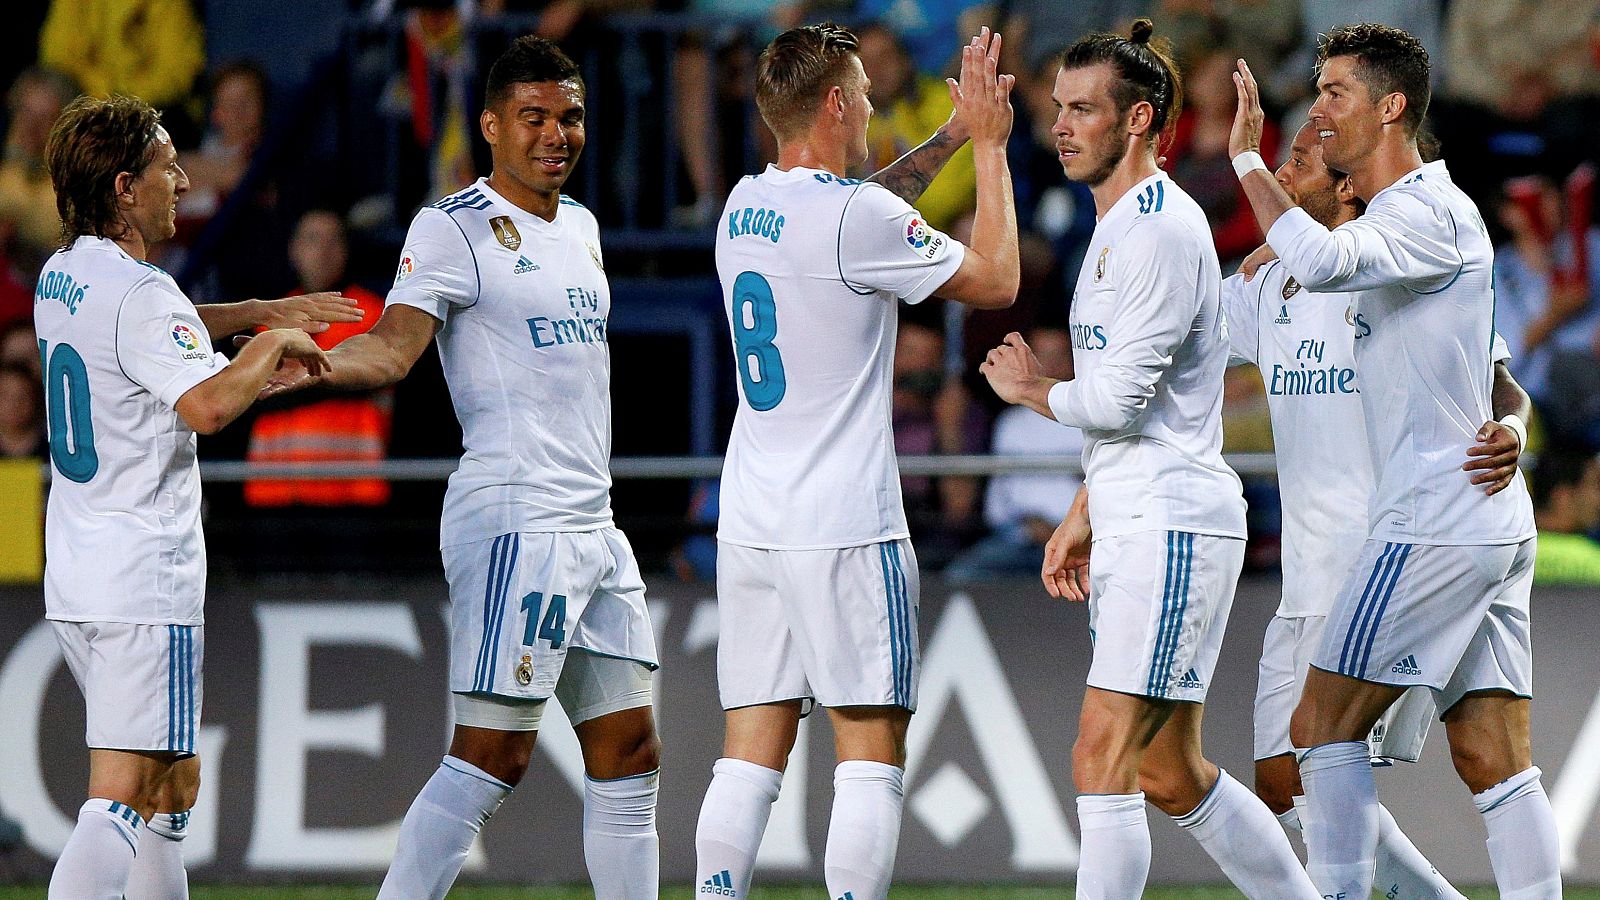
[526,286,607,349]
[1268,337,1357,397]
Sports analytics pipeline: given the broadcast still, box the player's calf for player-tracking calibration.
[1252,753,1301,816]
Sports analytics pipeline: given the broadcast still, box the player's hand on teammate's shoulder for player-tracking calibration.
[1240,243,1278,281]
[1463,419,1524,496]
[258,291,363,334]
[950,27,1015,148]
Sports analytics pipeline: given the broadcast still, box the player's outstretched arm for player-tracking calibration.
[195,292,363,337]
[865,31,986,204]
[259,303,439,398]
[1229,59,1296,237]
[931,28,1019,310]
[175,329,331,434]
[1464,360,1534,495]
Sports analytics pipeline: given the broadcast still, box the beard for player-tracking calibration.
[1074,127,1130,188]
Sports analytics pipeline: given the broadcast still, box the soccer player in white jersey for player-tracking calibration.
[261,38,662,898]
[980,20,1318,899]
[1228,120,1535,900]
[36,95,347,900]
[1230,23,1560,899]
[697,24,1020,900]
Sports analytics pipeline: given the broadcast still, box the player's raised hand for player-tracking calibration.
[1464,420,1524,495]
[951,27,1014,149]
[1240,242,1278,281]
[1042,501,1092,602]
[1229,59,1265,160]
[259,292,363,334]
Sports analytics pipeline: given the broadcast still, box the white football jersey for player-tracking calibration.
[35,237,228,625]
[1048,172,1247,540]
[715,165,964,549]
[1268,161,1536,545]
[387,178,615,547]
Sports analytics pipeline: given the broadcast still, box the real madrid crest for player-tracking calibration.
[516,654,534,686]
[588,243,604,271]
[490,216,521,251]
[1282,276,1302,300]
[1095,247,1109,282]
[1344,305,1356,326]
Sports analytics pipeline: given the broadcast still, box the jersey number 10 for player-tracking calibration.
[38,339,99,483]
[732,272,787,411]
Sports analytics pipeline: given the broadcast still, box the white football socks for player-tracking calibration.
[1300,741,1380,898]
[584,770,660,899]
[1173,769,1318,899]
[377,756,511,900]
[1074,792,1151,900]
[49,799,142,899]
[695,757,783,899]
[1283,793,1466,900]
[1476,766,1562,900]
[125,810,191,900]
[824,761,905,900]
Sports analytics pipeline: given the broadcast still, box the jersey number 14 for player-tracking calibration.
[732,272,787,411]
[38,340,99,483]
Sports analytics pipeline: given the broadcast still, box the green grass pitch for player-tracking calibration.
[2,887,1596,899]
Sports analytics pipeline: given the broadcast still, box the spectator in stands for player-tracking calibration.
[182,62,271,221]
[946,326,1082,581]
[858,22,976,231]
[0,320,39,380]
[1154,0,1301,104]
[1490,175,1600,444]
[1531,447,1600,584]
[1165,46,1277,266]
[1438,0,1600,195]
[0,363,43,459]
[38,0,204,138]
[0,68,77,278]
[893,317,986,568]
[245,210,392,507]
[855,0,994,77]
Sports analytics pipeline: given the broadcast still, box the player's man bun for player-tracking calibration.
[1318,22,1431,137]
[1061,19,1184,141]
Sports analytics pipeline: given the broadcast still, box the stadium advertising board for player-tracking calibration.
[1,578,1597,884]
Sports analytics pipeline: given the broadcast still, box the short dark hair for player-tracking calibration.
[1061,18,1184,142]
[756,23,861,142]
[1318,23,1431,137]
[45,95,163,247]
[484,36,583,110]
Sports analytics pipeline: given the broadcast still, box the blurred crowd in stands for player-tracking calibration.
[3,0,1600,582]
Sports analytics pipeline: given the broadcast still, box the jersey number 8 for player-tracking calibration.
[732,272,787,411]
[39,340,99,483]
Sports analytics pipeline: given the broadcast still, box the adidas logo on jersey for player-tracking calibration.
[1274,303,1292,325]
[1391,655,1422,676]
[1176,668,1204,689]
[513,255,540,274]
[700,870,736,896]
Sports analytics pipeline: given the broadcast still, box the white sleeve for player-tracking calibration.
[1047,215,1200,431]
[1266,190,1463,294]
[1491,330,1511,364]
[115,277,229,409]
[386,207,478,321]
[838,183,965,304]
[1220,268,1263,366]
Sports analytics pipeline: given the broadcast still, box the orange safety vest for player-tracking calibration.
[244,285,393,507]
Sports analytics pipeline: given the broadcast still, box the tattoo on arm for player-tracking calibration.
[868,131,960,204]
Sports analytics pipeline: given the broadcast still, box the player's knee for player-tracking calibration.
[1253,763,1297,815]
[615,724,662,776]
[1071,731,1127,792]
[1137,768,1191,814]
[1447,733,1517,793]
[451,731,535,787]
[1287,703,1323,750]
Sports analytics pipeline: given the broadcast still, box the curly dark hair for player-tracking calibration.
[1061,17,1184,143]
[44,95,163,248]
[1318,23,1431,137]
[484,35,583,110]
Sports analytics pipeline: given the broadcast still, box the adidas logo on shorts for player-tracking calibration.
[701,870,736,896]
[1391,655,1422,676]
[1176,668,1204,689]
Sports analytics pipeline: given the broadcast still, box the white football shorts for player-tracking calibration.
[1086,531,1244,703]
[444,528,658,708]
[1253,613,1432,762]
[53,621,203,756]
[1312,538,1535,713]
[716,538,919,711]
